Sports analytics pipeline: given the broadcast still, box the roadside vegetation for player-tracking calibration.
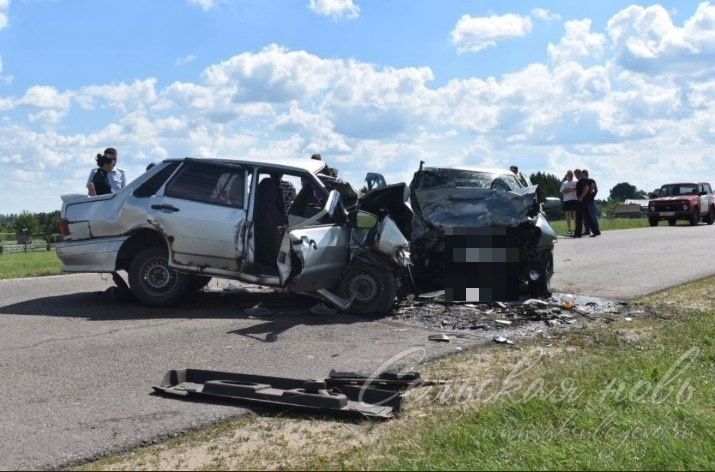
[549,217,652,235]
[0,251,63,280]
[78,277,715,471]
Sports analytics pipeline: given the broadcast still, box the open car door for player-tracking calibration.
[277,190,350,292]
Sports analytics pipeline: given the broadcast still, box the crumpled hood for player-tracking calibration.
[412,185,539,235]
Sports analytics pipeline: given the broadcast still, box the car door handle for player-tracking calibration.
[151,204,180,212]
[301,236,317,249]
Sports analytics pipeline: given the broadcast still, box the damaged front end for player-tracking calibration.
[410,172,556,301]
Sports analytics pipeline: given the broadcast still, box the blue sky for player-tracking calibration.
[0,0,713,213]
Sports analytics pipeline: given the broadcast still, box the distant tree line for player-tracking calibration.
[0,211,62,240]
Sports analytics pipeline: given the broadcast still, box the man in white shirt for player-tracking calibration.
[560,169,578,235]
[87,148,126,196]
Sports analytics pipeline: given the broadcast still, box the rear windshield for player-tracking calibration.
[417,168,522,191]
[660,184,698,197]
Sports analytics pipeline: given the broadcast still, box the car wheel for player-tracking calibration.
[528,250,553,298]
[188,275,212,292]
[338,262,397,316]
[648,217,659,227]
[668,219,677,226]
[128,246,189,306]
[689,208,700,226]
[705,207,715,225]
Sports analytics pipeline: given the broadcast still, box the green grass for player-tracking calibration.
[550,217,652,235]
[320,307,715,470]
[0,251,63,279]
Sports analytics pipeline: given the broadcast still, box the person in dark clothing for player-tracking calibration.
[254,173,287,270]
[91,153,114,196]
[311,153,339,178]
[582,169,601,237]
[573,169,590,237]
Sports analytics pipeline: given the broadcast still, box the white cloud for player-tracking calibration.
[531,8,561,21]
[0,0,10,30]
[18,85,72,110]
[75,78,158,111]
[451,13,533,53]
[187,0,214,11]
[607,2,715,74]
[308,0,360,20]
[175,54,197,66]
[548,19,606,64]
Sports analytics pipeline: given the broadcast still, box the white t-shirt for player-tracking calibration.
[560,180,578,201]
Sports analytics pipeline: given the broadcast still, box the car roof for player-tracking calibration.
[425,165,516,176]
[166,157,327,175]
[661,182,708,186]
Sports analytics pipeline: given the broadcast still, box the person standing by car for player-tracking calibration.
[560,170,578,235]
[573,169,591,237]
[90,154,114,196]
[254,172,288,270]
[87,148,126,196]
[582,169,601,237]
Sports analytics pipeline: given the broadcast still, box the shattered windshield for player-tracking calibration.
[660,184,698,197]
[418,169,523,191]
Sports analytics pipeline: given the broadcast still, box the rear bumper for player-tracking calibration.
[55,236,128,273]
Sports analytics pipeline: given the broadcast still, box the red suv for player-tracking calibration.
[648,182,715,226]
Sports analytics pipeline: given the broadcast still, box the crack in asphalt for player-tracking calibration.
[5,319,186,351]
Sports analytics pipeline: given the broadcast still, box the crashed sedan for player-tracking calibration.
[407,165,559,301]
[56,158,410,314]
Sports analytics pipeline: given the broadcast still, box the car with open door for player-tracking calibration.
[56,158,411,314]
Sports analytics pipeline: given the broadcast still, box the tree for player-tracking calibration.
[13,211,41,236]
[609,182,640,201]
[529,172,562,198]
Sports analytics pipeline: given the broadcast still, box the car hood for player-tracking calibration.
[650,196,698,203]
[411,185,540,236]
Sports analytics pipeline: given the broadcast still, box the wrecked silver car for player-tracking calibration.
[56,158,410,314]
[408,165,559,301]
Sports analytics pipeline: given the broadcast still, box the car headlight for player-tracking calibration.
[682,204,688,211]
[649,206,655,212]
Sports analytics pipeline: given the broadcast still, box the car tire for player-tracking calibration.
[648,217,659,227]
[528,250,553,298]
[689,208,700,226]
[338,262,397,316]
[705,207,715,225]
[128,246,189,306]
[668,219,677,226]
[188,275,212,292]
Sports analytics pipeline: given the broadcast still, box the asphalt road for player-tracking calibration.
[1,223,713,469]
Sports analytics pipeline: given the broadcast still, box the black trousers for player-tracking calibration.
[575,201,586,236]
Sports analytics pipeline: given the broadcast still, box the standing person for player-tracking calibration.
[311,153,338,178]
[87,148,126,196]
[90,154,114,196]
[254,172,287,270]
[573,169,590,238]
[560,170,578,235]
[510,165,529,187]
[582,169,601,237]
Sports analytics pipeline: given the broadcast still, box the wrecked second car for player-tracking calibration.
[56,157,410,314]
[408,165,559,301]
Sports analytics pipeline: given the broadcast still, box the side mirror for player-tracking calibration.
[543,197,561,210]
[355,210,379,229]
[325,190,341,217]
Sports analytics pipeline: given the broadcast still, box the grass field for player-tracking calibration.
[0,251,63,280]
[80,277,715,471]
[549,217,652,235]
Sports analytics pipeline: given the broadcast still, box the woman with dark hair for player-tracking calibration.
[91,153,114,196]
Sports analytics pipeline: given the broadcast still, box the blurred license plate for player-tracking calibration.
[660,212,675,216]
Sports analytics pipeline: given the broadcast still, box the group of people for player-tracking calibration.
[560,169,601,238]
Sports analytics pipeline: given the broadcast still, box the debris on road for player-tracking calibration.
[495,319,512,326]
[523,299,549,308]
[493,335,514,345]
[561,294,576,310]
[428,333,451,342]
[309,303,338,315]
[245,303,271,316]
[154,369,409,420]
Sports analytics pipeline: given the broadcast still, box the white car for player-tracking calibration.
[56,158,411,314]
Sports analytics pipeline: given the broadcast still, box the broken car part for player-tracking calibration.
[154,369,405,420]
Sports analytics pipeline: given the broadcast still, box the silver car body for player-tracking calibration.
[57,158,407,300]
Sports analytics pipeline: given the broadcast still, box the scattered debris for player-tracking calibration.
[493,335,514,345]
[624,317,633,321]
[523,299,548,308]
[428,333,451,342]
[495,320,512,326]
[561,294,576,310]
